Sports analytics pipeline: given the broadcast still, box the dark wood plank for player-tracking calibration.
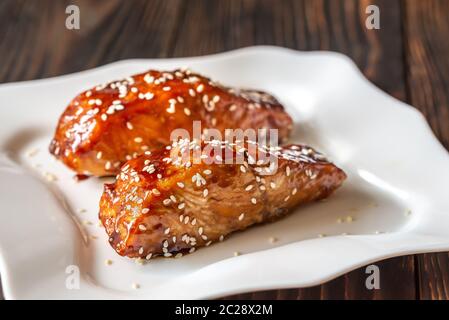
[225,255,416,300]
[0,0,185,83]
[403,0,449,300]
[0,0,420,300]
[171,0,406,101]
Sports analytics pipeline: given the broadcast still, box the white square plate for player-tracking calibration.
[1,46,449,299]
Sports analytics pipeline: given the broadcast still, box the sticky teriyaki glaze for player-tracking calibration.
[99,140,346,259]
[49,69,293,176]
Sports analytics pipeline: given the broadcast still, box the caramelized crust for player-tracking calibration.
[99,140,346,259]
[49,69,293,176]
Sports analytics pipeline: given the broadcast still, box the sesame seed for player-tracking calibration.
[203,189,208,197]
[152,189,161,196]
[132,283,140,289]
[191,218,197,226]
[163,240,169,248]
[198,227,203,235]
[203,169,212,175]
[286,166,291,177]
[177,182,185,188]
[196,84,204,93]
[145,253,152,260]
[26,148,39,157]
[189,247,196,253]
[164,252,172,257]
[233,251,241,257]
[238,213,245,221]
[184,107,191,116]
[270,182,276,189]
[142,208,150,214]
[43,172,58,182]
[292,188,297,195]
[318,233,326,238]
[206,102,215,112]
[126,122,133,130]
[240,165,246,173]
[166,103,176,113]
[138,224,147,231]
[189,88,196,97]
[178,203,185,210]
[134,137,143,143]
[219,235,224,241]
[269,237,277,243]
[251,198,257,204]
[138,247,144,254]
[104,259,113,266]
[144,74,154,83]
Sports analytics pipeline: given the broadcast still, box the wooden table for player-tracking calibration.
[1,0,448,300]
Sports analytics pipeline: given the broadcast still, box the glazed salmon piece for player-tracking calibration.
[49,69,293,176]
[99,140,346,259]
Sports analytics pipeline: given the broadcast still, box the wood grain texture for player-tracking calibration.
[0,0,185,82]
[0,0,447,300]
[403,0,449,300]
